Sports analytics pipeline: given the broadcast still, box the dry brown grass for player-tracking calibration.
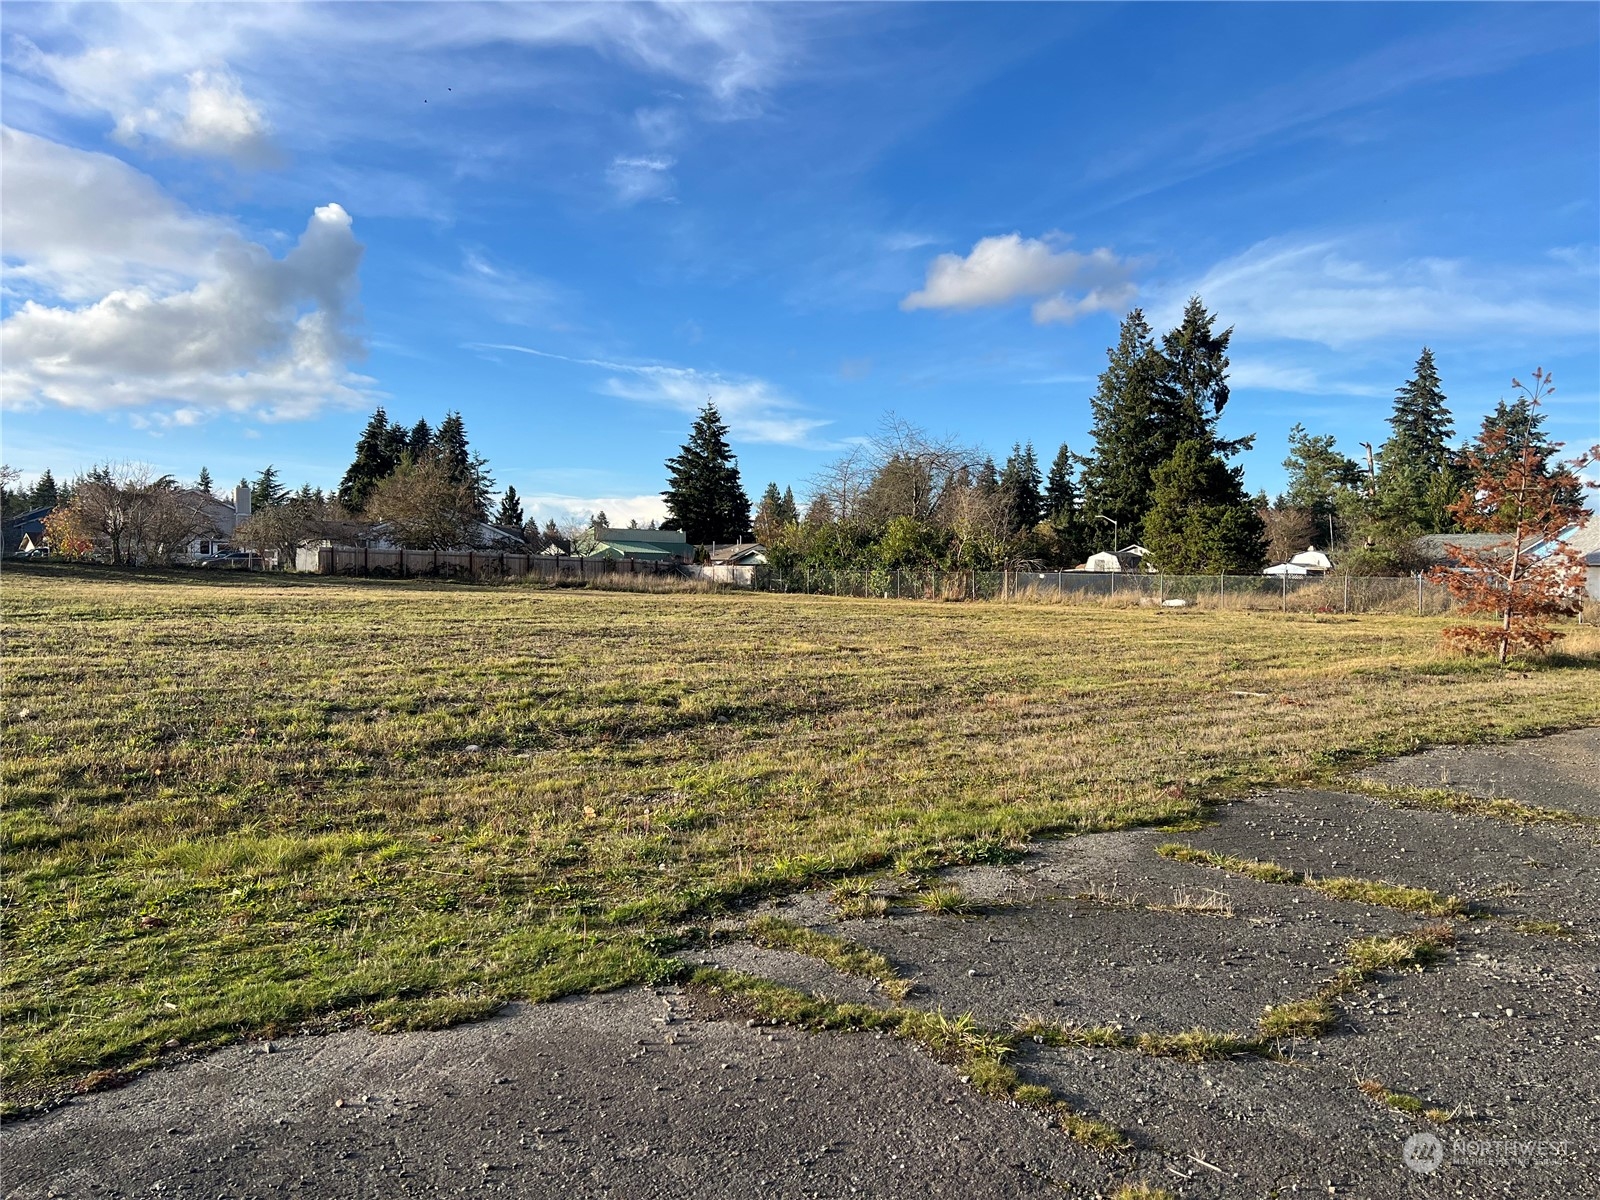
[3,564,1595,1104]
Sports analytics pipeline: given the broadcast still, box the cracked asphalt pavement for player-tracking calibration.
[6,730,1597,1198]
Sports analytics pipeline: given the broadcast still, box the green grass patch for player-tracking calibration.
[1359,1078,1454,1122]
[684,967,1127,1149]
[1156,843,1465,917]
[1350,782,1596,827]
[746,916,911,1000]
[4,570,1593,1102]
[909,885,972,914]
[1258,996,1338,1039]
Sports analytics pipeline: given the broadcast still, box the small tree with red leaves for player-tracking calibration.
[1432,370,1596,663]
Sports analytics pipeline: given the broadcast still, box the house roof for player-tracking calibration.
[1413,533,1516,563]
[589,538,685,561]
[707,542,767,564]
[594,526,687,547]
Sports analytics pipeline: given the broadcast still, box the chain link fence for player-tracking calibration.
[752,567,1456,614]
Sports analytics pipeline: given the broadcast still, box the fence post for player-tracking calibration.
[1218,572,1224,606]
[1281,569,1287,611]
[1416,572,1424,616]
[1343,575,1350,614]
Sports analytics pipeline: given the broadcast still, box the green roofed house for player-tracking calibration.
[586,527,691,563]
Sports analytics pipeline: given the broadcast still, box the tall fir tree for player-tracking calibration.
[1079,309,1175,539]
[407,419,433,461]
[495,485,525,529]
[1375,349,1460,537]
[1143,441,1267,573]
[780,486,800,526]
[1461,393,1582,514]
[338,407,406,511]
[1161,296,1248,456]
[195,466,214,496]
[250,465,288,510]
[998,442,1044,532]
[31,469,59,508]
[753,482,786,543]
[431,411,492,521]
[1044,443,1078,521]
[662,403,751,543]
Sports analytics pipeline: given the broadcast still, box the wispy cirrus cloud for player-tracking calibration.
[6,1,793,167]
[1159,237,1598,349]
[606,154,677,204]
[470,343,830,447]
[1228,359,1388,397]
[901,233,1136,324]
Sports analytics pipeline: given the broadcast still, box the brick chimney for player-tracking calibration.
[234,483,252,519]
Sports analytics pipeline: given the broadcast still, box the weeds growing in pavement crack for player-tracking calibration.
[684,968,1129,1151]
[1156,844,1467,917]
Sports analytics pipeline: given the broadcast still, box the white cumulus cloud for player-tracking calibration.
[0,125,228,300]
[2,135,372,422]
[901,233,1136,324]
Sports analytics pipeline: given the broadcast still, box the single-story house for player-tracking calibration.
[1529,520,1600,600]
[180,485,253,559]
[1264,546,1334,577]
[706,541,768,566]
[1411,533,1516,567]
[1081,544,1153,573]
[586,527,691,563]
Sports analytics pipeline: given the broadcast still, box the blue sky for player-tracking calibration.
[3,1,1597,525]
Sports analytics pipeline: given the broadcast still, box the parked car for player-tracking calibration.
[197,551,263,570]
[18,547,49,559]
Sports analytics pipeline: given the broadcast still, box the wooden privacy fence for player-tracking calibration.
[310,547,679,583]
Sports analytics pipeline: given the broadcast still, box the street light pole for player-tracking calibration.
[1094,513,1118,551]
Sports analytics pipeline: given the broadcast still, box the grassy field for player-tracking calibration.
[4,565,1597,1108]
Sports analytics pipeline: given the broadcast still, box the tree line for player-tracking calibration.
[658,298,1587,576]
[13,294,1588,576]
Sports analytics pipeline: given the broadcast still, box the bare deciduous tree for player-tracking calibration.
[365,457,484,550]
[59,465,214,565]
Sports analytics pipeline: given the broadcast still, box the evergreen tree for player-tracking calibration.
[753,482,786,543]
[250,465,288,510]
[31,469,59,508]
[495,485,525,529]
[998,442,1044,532]
[1462,393,1582,513]
[780,486,800,527]
[1079,309,1176,539]
[1143,440,1267,573]
[1280,424,1362,547]
[803,494,837,528]
[974,456,1000,495]
[662,403,751,543]
[1161,296,1245,453]
[431,411,492,521]
[195,466,213,496]
[407,419,433,462]
[592,509,610,529]
[1375,348,1460,535]
[1044,443,1078,521]
[338,407,407,511]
